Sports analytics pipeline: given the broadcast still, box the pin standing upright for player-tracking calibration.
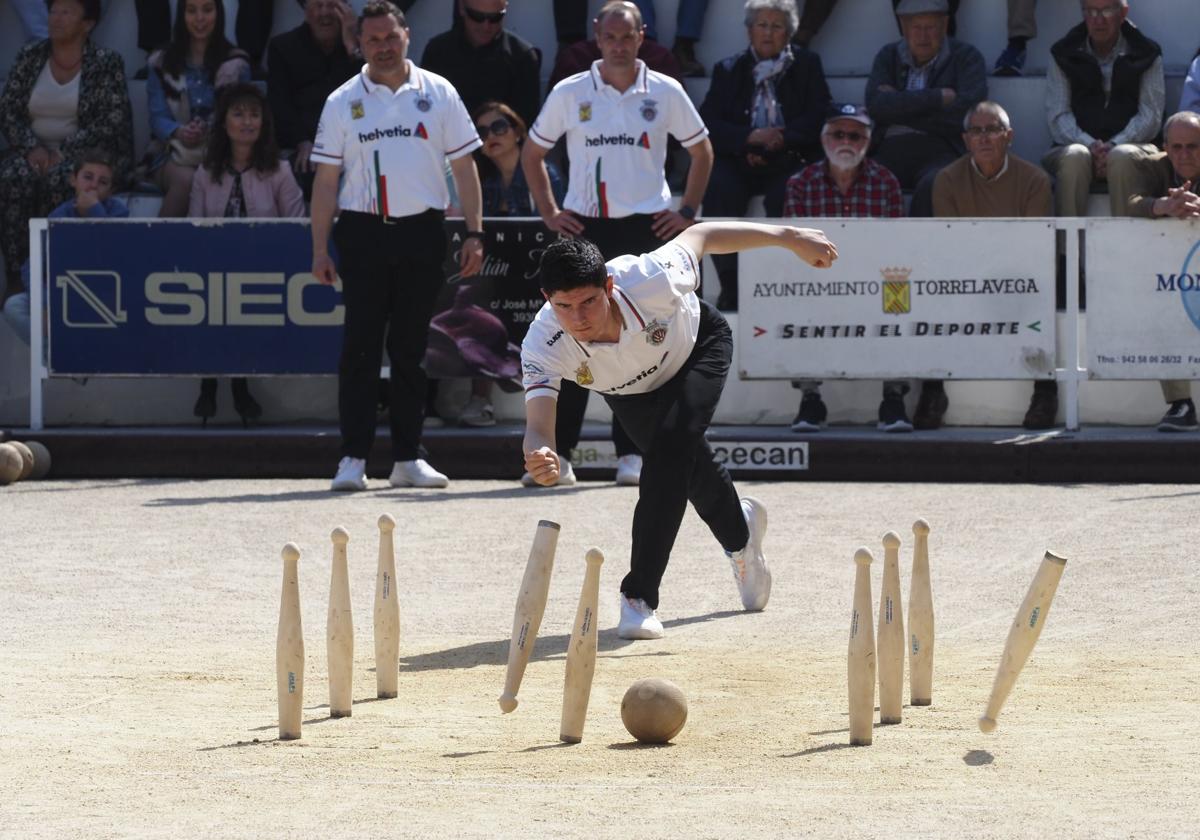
[560,548,605,743]
[374,514,400,699]
[848,547,876,746]
[877,531,905,725]
[499,519,560,713]
[327,527,353,718]
[276,543,304,740]
[908,518,935,706]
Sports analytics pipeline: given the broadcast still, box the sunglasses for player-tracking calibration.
[463,5,505,24]
[476,118,512,139]
[828,130,867,142]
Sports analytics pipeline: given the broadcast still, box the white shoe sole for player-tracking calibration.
[738,496,771,611]
[331,478,367,491]
[390,475,449,489]
[617,623,664,640]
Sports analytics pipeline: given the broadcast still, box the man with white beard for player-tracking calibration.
[782,103,911,433]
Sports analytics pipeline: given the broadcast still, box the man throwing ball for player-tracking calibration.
[521,221,838,638]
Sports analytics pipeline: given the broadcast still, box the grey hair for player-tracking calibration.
[595,0,643,30]
[743,0,799,38]
[963,100,1011,131]
[1164,110,1200,137]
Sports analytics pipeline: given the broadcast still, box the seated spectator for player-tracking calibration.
[267,0,361,200]
[420,0,541,128]
[188,83,305,426]
[3,147,129,346]
[143,0,251,218]
[0,0,133,297]
[933,101,1055,430]
[783,104,908,432]
[994,0,1038,76]
[790,0,959,50]
[864,0,986,217]
[1125,110,1200,432]
[1042,0,1163,217]
[700,0,830,311]
[1179,48,1200,114]
[458,100,566,427]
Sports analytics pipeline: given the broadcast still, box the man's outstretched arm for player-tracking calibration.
[523,395,562,487]
[674,221,839,269]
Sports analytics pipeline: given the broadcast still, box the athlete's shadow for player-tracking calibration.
[398,610,744,672]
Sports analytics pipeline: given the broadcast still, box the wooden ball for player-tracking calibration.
[0,443,23,485]
[620,678,688,744]
[8,441,34,481]
[24,441,51,480]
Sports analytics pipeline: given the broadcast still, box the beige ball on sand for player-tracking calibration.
[24,441,51,480]
[620,678,688,744]
[8,441,34,481]
[0,443,23,485]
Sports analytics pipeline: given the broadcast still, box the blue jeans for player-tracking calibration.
[11,0,48,39]
[632,0,709,42]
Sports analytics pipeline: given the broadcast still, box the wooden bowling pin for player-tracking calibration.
[979,551,1068,733]
[276,543,304,740]
[560,548,605,743]
[908,518,935,706]
[499,519,560,713]
[374,514,400,699]
[848,548,876,746]
[877,531,905,725]
[327,527,353,718]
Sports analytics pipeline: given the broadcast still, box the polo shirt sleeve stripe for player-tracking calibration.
[676,126,708,146]
[446,138,480,157]
[530,127,557,149]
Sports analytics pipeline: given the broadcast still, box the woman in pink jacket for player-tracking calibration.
[189,82,305,425]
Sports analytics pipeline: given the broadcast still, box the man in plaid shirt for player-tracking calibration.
[783,103,914,434]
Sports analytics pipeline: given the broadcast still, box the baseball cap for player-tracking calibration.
[895,0,949,15]
[825,103,872,128]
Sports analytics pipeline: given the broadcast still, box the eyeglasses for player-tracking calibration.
[476,118,511,139]
[964,124,1008,137]
[463,5,505,24]
[827,130,867,142]
[1081,6,1121,20]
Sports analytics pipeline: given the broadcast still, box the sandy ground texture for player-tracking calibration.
[1,478,1197,839]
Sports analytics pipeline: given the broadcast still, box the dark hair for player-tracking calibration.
[44,0,102,24]
[470,100,526,182]
[358,0,406,35]
[538,238,607,294]
[161,0,241,79]
[73,146,115,174]
[203,83,280,177]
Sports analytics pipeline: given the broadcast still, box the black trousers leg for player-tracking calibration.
[608,302,748,609]
[234,0,273,68]
[553,0,588,43]
[134,0,171,52]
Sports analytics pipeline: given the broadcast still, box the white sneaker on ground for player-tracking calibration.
[617,595,664,640]
[459,395,496,427]
[331,456,367,491]
[389,458,449,488]
[615,454,642,486]
[520,459,576,487]
[727,496,771,611]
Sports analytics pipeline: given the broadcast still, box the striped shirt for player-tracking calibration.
[311,62,481,217]
[782,158,905,218]
[529,60,707,218]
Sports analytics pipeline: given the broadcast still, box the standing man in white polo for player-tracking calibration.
[311,0,484,491]
[521,0,714,489]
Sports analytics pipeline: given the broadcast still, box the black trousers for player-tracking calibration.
[332,209,447,462]
[605,300,749,609]
[555,214,663,458]
[871,134,958,218]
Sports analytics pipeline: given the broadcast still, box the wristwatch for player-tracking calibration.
[678,206,696,220]
[463,231,485,241]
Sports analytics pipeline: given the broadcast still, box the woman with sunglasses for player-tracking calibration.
[454,101,565,427]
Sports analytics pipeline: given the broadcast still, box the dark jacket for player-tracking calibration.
[699,46,831,164]
[1049,21,1162,143]
[0,39,134,185]
[864,37,987,153]
[420,28,541,128]
[266,24,360,150]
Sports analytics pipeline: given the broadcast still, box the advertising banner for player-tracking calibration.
[737,219,1057,380]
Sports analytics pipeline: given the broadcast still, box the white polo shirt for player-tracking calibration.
[522,240,702,400]
[529,60,707,218]
[311,61,481,218]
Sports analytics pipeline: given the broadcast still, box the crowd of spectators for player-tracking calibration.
[1,0,1198,437]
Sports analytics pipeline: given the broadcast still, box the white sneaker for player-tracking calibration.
[459,395,496,427]
[520,459,576,487]
[330,456,367,491]
[727,496,771,611]
[615,454,642,486]
[617,595,664,640]
[389,458,449,488]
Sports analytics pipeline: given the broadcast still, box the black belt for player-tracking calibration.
[340,208,443,226]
